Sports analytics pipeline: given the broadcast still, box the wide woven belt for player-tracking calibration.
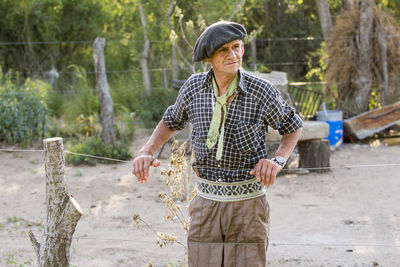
[196,177,265,202]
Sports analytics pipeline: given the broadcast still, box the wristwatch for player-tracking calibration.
[272,156,286,167]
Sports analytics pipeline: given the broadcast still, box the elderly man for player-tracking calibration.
[132,21,303,266]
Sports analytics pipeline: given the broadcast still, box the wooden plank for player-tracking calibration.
[344,101,400,140]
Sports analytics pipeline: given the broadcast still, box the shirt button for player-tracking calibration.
[218,178,223,182]
[218,164,221,167]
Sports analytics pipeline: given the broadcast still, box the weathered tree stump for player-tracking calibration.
[298,139,330,172]
[29,137,83,267]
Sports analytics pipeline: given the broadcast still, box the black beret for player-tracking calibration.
[193,21,247,62]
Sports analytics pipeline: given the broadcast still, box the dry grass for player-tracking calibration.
[325,5,400,116]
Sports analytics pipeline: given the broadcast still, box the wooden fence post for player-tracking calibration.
[93,37,115,145]
[29,137,83,267]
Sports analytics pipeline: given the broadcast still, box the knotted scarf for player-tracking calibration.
[206,74,238,160]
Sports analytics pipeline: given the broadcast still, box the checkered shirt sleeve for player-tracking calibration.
[162,76,192,131]
[261,83,303,135]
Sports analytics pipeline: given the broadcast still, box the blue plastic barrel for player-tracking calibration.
[316,109,343,148]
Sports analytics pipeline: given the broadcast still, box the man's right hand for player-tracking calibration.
[132,154,161,184]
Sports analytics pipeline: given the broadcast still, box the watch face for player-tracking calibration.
[273,156,286,166]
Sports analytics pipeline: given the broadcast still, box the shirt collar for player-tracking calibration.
[202,68,248,93]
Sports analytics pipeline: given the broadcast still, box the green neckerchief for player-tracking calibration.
[206,73,238,161]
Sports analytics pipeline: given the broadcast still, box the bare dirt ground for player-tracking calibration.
[1,128,400,267]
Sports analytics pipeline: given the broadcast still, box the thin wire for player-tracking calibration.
[272,242,400,248]
[0,86,173,95]
[289,81,327,85]
[0,39,165,46]
[18,67,171,76]
[3,52,400,77]
[0,40,94,45]
[9,55,400,77]
[3,234,400,248]
[0,149,43,152]
[261,34,400,42]
[64,151,130,163]
[1,34,399,46]
[282,163,400,172]
[1,148,400,171]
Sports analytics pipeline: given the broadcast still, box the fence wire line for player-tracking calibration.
[21,67,172,75]
[0,86,173,96]
[3,234,400,248]
[1,148,400,172]
[5,57,400,78]
[64,151,130,163]
[0,39,165,46]
[1,34,400,46]
[0,149,43,152]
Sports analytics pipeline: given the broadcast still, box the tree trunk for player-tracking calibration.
[29,138,83,267]
[162,55,169,89]
[342,0,353,10]
[93,37,115,145]
[251,38,257,72]
[167,0,178,81]
[298,139,330,172]
[229,0,246,20]
[353,0,374,114]
[264,0,269,30]
[379,32,390,105]
[138,0,151,97]
[316,0,333,41]
[276,0,281,28]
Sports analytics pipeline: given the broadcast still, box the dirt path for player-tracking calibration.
[1,134,399,266]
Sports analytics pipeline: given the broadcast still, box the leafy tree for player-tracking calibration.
[0,0,107,77]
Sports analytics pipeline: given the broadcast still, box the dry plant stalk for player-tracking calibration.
[161,140,187,200]
[133,140,197,267]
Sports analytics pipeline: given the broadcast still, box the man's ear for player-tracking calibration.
[241,43,244,56]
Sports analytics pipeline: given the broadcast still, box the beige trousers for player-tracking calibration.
[187,194,270,267]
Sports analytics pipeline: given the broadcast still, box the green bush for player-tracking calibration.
[258,65,271,73]
[114,105,136,143]
[109,73,146,115]
[57,65,99,120]
[0,71,51,147]
[46,114,102,139]
[66,137,131,166]
[108,73,177,129]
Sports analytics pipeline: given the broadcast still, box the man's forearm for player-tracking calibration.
[274,127,303,160]
[138,120,176,156]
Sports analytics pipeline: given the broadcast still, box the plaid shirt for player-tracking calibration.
[163,69,303,183]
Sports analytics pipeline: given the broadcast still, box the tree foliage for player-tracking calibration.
[1,0,399,84]
[0,70,50,146]
[0,0,107,76]
[0,0,400,147]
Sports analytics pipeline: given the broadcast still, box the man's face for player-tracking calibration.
[204,39,244,76]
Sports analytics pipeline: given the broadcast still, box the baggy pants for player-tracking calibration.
[187,194,270,267]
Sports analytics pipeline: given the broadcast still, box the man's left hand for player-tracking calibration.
[250,159,283,187]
